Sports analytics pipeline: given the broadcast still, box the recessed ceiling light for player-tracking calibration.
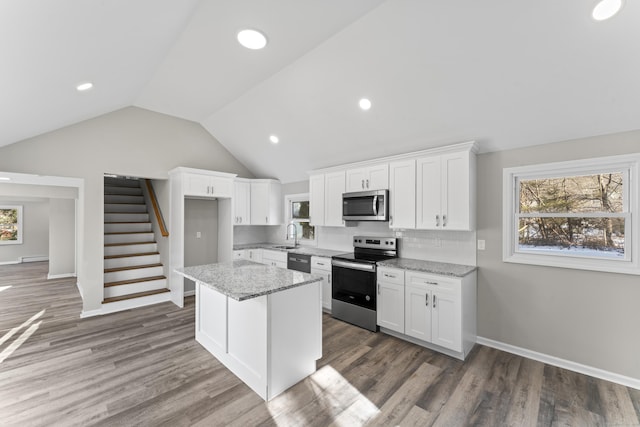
[76,82,93,92]
[269,135,279,144]
[592,0,624,21]
[237,29,268,50]
[359,98,372,111]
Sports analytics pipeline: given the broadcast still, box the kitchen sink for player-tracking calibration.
[271,245,296,250]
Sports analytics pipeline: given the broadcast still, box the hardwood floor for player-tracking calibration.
[1,262,638,426]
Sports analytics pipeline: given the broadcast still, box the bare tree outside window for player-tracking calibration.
[517,173,625,257]
[0,206,23,244]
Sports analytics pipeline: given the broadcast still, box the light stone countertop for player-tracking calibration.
[233,243,345,258]
[377,258,477,278]
[175,259,323,301]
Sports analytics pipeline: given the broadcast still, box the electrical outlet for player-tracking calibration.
[477,239,485,250]
[196,231,201,238]
[395,231,403,237]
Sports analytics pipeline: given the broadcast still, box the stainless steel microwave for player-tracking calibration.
[342,189,389,221]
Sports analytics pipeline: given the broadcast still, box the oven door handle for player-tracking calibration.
[332,259,376,272]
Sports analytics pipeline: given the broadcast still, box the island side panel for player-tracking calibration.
[227,295,269,399]
[267,281,322,400]
[196,281,227,355]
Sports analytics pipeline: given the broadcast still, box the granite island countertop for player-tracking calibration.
[175,259,323,301]
[377,258,477,277]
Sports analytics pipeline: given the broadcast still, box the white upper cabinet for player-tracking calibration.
[184,172,233,198]
[416,149,475,231]
[233,179,251,225]
[345,164,389,192]
[309,141,476,232]
[309,174,325,227]
[389,159,416,229]
[250,179,282,225]
[324,171,346,227]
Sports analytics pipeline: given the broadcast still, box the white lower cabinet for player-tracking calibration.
[376,267,405,333]
[261,249,287,268]
[311,256,332,311]
[377,267,477,360]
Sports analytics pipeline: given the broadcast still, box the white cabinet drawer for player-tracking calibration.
[405,271,459,293]
[377,267,405,285]
[262,250,287,264]
[311,257,331,271]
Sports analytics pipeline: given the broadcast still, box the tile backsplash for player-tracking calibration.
[251,221,477,266]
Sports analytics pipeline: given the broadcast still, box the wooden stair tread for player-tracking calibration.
[104,202,145,204]
[104,275,167,287]
[104,221,151,224]
[104,231,153,235]
[104,241,156,247]
[104,263,163,273]
[104,252,159,259]
[104,212,148,214]
[102,287,169,303]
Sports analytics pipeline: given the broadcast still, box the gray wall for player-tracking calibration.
[477,129,640,380]
[0,198,49,263]
[0,106,254,313]
[183,198,219,293]
[48,198,76,277]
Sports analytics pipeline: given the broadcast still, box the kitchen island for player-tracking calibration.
[175,259,323,401]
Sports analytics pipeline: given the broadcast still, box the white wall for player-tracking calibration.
[0,198,49,264]
[477,129,640,381]
[48,198,76,277]
[0,106,254,313]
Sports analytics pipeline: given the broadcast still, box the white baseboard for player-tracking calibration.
[20,255,49,263]
[477,336,640,390]
[0,260,20,265]
[183,290,195,297]
[80,308,103,318]
[47,272,77,279]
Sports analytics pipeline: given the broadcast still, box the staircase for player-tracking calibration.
[103,176,170,312]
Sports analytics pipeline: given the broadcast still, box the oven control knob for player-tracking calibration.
[365,295,371,301]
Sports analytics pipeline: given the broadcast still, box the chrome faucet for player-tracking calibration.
[286,221,298,247]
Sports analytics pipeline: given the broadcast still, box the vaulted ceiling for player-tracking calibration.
[3,1,640,183]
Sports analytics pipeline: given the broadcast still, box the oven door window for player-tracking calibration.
[332,265,376,310]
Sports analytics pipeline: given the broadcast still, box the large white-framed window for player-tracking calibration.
[284,193,316,246]
[503,153,640,274]
[0,205,23,245]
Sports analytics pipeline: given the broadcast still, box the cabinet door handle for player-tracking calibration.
[328,273,331,283]
[443,214,447,227]
[361,179,365,189]
[425,293,429,306]
[436,214,440,227]
[366,179,369,188]
[266,216,268,223]
[377,284,380,295]
[433,295,437,308]
[390,215,393,226]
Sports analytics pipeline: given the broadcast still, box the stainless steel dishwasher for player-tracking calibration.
[287,253,311,273]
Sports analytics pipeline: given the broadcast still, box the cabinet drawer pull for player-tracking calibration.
[384,273,395,278]
[425,281,438,285]
[317,262,325,266]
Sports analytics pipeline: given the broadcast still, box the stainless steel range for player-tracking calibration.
[331,236,398,331]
